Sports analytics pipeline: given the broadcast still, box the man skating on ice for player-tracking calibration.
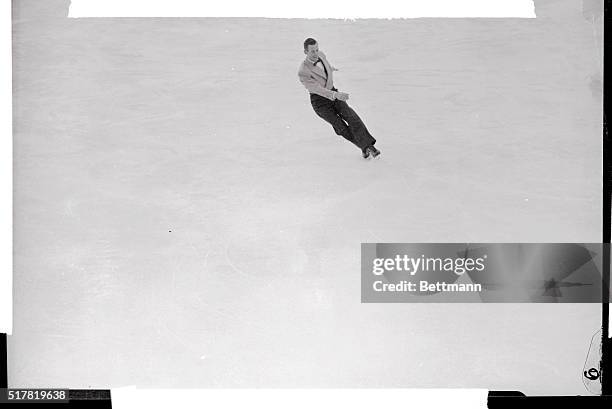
[298,38,380,159]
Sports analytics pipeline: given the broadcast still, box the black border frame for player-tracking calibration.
[1,0,610,407]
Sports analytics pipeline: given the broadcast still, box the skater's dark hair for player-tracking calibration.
[303,38,317,50]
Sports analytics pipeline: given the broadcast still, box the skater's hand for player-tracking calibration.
[336,92,349,101]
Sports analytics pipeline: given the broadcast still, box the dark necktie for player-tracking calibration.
[315,58,328,78]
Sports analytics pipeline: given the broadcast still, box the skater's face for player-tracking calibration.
[305,43,319,61]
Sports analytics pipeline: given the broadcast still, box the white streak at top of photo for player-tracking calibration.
[68,0,536,19]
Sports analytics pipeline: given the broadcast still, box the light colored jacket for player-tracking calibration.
[297,51,339,100]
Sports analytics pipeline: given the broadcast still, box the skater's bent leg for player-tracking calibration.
[311,103,362,148]
[335,100,376,149]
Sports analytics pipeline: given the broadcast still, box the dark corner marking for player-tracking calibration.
[0,333,6,389]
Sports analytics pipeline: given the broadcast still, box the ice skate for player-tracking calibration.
[366,145,380,159]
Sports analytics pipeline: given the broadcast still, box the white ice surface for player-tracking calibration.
[9,1,604,395]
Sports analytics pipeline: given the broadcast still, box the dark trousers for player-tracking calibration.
[310,89,376,151]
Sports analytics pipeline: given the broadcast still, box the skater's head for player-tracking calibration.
[303,38,319,60]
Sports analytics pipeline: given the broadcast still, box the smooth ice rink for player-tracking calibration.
[9,0,604,395]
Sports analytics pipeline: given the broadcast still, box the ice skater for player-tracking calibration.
[298,38,380,159]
